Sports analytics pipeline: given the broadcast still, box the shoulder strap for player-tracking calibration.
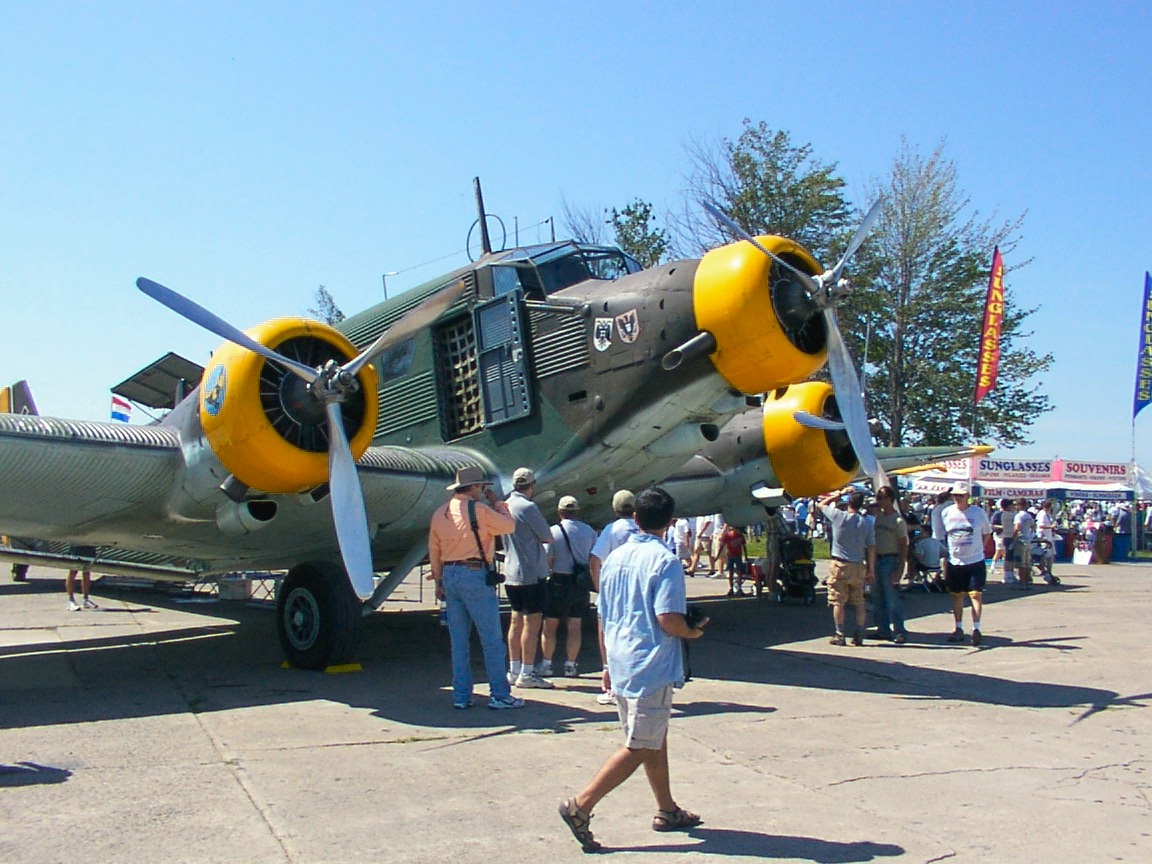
[557,521,579,561]
[467,499,488,566]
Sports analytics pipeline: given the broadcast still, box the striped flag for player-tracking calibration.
[1136,271,1152,419]
[974,247,1005,405]
[111,395,132,423]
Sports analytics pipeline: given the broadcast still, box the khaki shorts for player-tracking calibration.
[826,559,866,605]
[616,684,674,750]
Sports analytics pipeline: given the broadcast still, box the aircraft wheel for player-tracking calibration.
[277,562,362,670]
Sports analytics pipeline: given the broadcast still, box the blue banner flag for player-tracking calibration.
[1135,272,1152,419]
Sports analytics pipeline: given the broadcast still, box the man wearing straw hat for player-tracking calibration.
[429,466,523,710]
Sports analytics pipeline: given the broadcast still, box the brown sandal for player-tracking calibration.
[652,807,702,832]
[559,798,602,853]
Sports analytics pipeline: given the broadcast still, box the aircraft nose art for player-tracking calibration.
[692,236,827,394]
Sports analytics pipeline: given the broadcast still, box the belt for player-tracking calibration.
[446,559,486,568]
[831,556,860,564]
[877,553,899,559]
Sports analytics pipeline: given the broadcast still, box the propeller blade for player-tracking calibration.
[325,401,376,599]
[823,197,883,287]
[342,279,469,378]
[701,201,821,295]
[822,306,880,482]
[794,411,846,432]
[137,277,317,382]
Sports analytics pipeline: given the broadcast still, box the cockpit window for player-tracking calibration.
[583,249,639,280]
[483,242,642,298]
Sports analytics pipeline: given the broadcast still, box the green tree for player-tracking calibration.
[676,119,855,263]
[608,198,669,268]
[843,139,1052,448]
[308,285,345,325]
[562,197,669,267]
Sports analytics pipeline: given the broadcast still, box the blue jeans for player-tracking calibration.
[872,555,905,637]
[443,563,510,704]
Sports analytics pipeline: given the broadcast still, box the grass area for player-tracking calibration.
[745,535,830,560]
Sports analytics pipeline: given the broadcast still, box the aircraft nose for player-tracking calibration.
[691,235,828,394]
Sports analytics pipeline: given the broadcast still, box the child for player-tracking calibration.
[721,525,748,596]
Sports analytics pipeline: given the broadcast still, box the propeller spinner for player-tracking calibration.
[703,200,889,490]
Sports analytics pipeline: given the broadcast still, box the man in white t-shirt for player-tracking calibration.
[941,482,993,646]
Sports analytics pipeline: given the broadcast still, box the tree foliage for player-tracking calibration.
[608,198,669,268]
[308,285,345,325]
[841,139,1052,447]
[562,197,670,267]
[676,119,856,263]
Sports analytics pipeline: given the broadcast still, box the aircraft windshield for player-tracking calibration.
[485,242,642,298]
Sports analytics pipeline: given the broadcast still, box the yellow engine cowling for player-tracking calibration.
[694,236,826,394]
[762,382,858,497]
[199,318,379,493]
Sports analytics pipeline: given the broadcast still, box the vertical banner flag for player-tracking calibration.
[111,395,132,423]
[1135,271,1152,419]
[974,246,1005,404]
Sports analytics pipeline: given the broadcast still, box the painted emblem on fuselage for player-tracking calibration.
[203,365,227,416]
[593,318,613,352]
[616,308,640,344]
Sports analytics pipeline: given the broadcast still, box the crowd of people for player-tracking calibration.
[427,467,1142,851]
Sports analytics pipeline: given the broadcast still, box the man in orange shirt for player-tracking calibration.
[429,466,523,710]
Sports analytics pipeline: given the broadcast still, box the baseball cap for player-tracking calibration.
[558,495,580,512]
[512,467,536,487]
[951,481,971,496]
[612,489,636,513]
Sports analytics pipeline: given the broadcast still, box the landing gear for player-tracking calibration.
[276,561,362,670]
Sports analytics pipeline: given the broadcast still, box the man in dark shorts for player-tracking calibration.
[940,482,993,646]
[503,468,555,689]
[541,496,597,678]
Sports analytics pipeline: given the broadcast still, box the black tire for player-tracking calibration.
[276,562,362,670]
[804,585,816,606]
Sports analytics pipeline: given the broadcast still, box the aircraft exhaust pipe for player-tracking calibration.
[662,331,716,371]
[216,499,279,535]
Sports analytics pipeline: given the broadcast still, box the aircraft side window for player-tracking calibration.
[491,266,522,297]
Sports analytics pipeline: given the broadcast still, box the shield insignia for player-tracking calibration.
[593,317,613,352]
[616,309,640,344]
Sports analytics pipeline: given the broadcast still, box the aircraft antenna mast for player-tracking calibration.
[473,176,492,256]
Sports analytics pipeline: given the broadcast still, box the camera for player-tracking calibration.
[685,604,706,629]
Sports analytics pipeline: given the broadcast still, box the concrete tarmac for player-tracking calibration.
[1,561,1150,863]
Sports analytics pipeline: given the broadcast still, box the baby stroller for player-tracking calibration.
[762,536,818,604]
[1019,537,1061,585]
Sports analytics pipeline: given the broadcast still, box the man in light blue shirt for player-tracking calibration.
[559,487,708,852]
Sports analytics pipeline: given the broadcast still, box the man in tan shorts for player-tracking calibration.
[817,488,876,646]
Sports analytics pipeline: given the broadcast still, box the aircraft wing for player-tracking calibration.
[0,413,183,540]
[0,410,489,577]
[659,403,993,526]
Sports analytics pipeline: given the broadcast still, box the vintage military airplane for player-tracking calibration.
[0,188,986,669]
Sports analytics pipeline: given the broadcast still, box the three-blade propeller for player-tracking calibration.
[137,276,465,600]
[703,200,889,490]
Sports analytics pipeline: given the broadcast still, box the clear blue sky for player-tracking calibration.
[2,1,1149,464]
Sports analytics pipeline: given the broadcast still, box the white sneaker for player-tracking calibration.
[564,661,579,678]
[488,695,525,710]
[68,600,80,612]
[535,660,553,677]
[595,691,617,706]
[516,672,554,689]
[83,598,98,610]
